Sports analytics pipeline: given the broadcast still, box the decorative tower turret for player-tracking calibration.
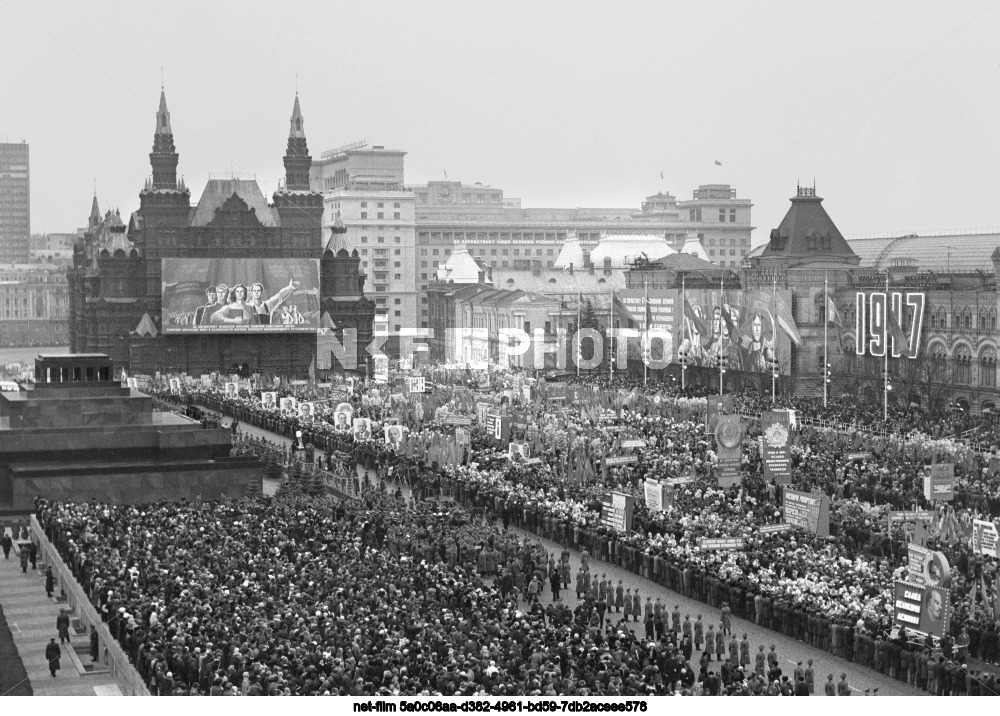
[150,89,178,190]
[273,94,323,233]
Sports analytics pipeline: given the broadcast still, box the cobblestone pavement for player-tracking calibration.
[229,417,922,695]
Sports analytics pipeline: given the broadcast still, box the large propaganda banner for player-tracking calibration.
[782,489,831,537]
[760,410,792,485]
[615,288,799,374]
[161,258,321,333]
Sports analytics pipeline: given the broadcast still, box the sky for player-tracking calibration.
[3,0,1000,245]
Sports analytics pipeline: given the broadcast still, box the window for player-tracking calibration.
[955,346,973,384]
[394,325,401,331]
[547,249,554,256]
[394,262,401,267]
[709,249,715,256]
[394,249,401,255]
[730,209,737,222]
[361,212,367,219]
[491,249,497,256]
[432,249,439,255]
[377,237,384,244]
[501,261,508,268]
[421,273,427,280]
[394,298,401,305]
[360,249,367,255]
[394,237,401,244]
[719,209,726,222]
[362,261,368,267]
[420,261,427,268]
[420,249,427,255]
[360,202,368,208]
[377,202,384,209]
[394,212,400,219]
[730,249,735,256]
[361,236,368,244]
[981,348,997,388]
[394,274,401,279]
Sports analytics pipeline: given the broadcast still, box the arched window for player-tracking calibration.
[955,345,973,384]
[981,346,997,388]
[929,313,936,330]
[814,292,827,324]
[964,309,972,331]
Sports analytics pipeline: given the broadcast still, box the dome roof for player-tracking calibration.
[436,243,491,284]
[589,234,675,269]
[554,233,586,269]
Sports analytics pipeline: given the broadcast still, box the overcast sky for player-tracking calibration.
[3,0,1000,244]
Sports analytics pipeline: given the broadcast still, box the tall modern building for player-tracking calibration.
[0,142,30,264]
[310,144,418,334]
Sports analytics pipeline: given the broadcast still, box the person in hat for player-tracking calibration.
[614,580,624,613]
[56,609,70,644]
[45,638,61,677]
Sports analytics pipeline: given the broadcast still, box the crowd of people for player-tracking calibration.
[33,369,1000,696]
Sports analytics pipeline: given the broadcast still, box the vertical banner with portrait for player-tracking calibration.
[714,415,743,488]
[224,382,238,397]
[924,464,955,502]
[333,402,354,432]
[760,410,792,485]
[384,424,405,451]
[279,397,297,414]
[353,417,372,442]
[169,377,181,396]
[298,401,314,420]
[705,394,734,435]
[260,392,278,410]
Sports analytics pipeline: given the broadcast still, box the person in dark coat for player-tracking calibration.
[45,638,61,677]
[0,532,11,559]
[45,566,55,598]
[794,676,810,695]
[28,541,37,569]
[56,610,71,644]
[90,626,99,662]
[19,545,29,573]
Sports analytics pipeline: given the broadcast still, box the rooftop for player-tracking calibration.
[846,232,1000,274]
[190,179,278,227]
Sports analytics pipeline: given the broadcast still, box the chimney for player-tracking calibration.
[478,270,485,284]
[568,263,574,275]
[603,257,612,274]
[486,267,493,283]
[588,262,594,275]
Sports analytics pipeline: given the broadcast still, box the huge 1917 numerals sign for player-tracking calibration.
[855,292,925,359]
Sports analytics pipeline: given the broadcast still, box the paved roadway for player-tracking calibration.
[225,416,920,695]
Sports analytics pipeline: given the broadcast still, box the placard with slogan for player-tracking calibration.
[698,537,745,551]
[893,581,950,638]
[924,464,955,502]
[759,523,792,534]
[622,439,646,449]
[706,394,734,435]
[644,478,666,512]
[600,492,634,534]
[714,415,743,488]
[605,455,637,467]
[760,410,792,485]
[408,377,426,394]
[973,520,1000,559]
[782,489,830,537]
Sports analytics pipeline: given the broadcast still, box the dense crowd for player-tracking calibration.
[36,371,1000,696]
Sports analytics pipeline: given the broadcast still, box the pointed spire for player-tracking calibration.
[289,94,305,139]
[89,193,101,229]
[282,93,312,191]
[150,86,180,190]
[156,88,172,135]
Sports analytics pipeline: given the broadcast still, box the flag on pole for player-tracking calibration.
[886,305,908,355]
[683,296,712,347]
[715,160,722,166]
[308,355,316,383]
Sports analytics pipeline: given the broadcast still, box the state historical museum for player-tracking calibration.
[68,91,374,378]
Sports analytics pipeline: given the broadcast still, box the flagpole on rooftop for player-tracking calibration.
[609,286,615,383]
[681,275,686,392]
[576,291,582,379]
[884,270,890,422]
[643,279,649,388]
[772,275,777,404]
[824,272,829,410]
